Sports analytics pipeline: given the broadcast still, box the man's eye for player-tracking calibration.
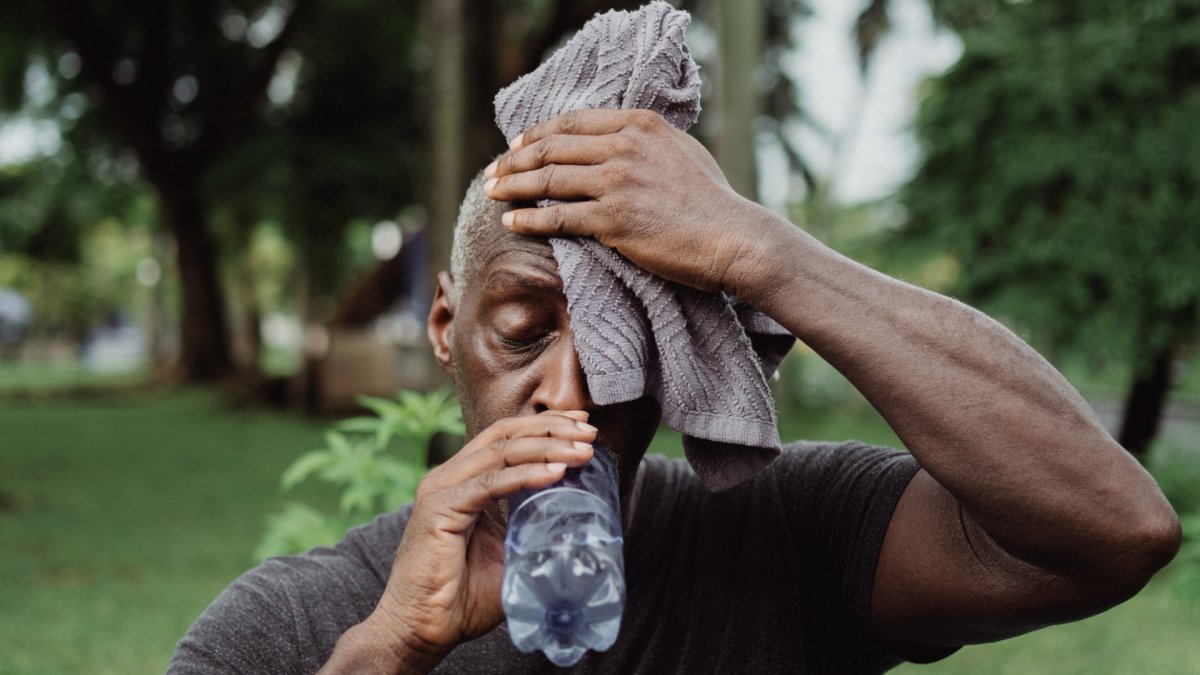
[488,305,554,351]
[497,331,548,349]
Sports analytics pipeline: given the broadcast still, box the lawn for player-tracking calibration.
[1,379,1197,673]
[0,389,333,675]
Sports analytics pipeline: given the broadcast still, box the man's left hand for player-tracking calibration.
[484,108,785,304]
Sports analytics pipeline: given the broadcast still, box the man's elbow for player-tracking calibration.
[1126,502,1183,580]
[1087,498,1182,606]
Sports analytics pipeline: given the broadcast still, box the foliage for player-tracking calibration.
[897,0,1200,369]
[0,0,439,376]
[0,208,167,338]
[255,388,464,560]
[206,0,431,301]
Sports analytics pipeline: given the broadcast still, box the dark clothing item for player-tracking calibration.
[168,441,920,674]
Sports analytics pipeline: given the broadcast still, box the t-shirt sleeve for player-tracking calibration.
[167,557,313,675]
[167,509,408,674]
[767,440,922,669]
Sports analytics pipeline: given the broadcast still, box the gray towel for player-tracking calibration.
[494,1,794,491]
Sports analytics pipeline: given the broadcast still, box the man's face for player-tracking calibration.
[428,222,661,501]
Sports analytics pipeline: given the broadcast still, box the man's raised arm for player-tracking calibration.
[484,108,1181,650]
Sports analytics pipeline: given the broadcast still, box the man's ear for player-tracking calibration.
[427,271,457,377]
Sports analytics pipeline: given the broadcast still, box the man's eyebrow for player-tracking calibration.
[483,269,563,294]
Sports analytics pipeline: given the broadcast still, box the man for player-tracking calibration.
[169,110,1180,674]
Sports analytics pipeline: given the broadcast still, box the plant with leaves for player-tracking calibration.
[255,388,464,560]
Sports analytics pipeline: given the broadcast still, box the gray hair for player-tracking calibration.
[449,171,511,300]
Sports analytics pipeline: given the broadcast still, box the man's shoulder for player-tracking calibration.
[640,438,912,487]
[775,438,914,473]
[167,507,412,674]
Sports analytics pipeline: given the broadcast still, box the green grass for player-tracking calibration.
[0,390,332,675]
[0,360,147,394]
[894,579,1200,674]
[1,383,1197,674]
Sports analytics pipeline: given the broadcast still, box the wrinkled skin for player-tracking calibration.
[320,109,1180,673]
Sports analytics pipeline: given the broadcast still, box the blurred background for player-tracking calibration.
[1,0,1198,672]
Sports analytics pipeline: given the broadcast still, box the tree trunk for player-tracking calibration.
[1117,343,1175,459]
[427,0,467,278]
[713,0,762,201]
[159,182,234,381]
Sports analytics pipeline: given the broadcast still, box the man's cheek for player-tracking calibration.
[454,368,518,436]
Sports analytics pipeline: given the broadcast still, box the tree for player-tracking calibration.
[1,0,826,390]
[898,0,1200,457]
[208,0,430,322]
[0,0,312,380]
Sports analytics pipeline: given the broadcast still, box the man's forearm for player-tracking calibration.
[735,206,1178,576]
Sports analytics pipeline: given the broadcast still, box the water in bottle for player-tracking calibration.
[502,446,625,667]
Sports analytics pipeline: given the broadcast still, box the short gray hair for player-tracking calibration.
[449,171,511,300]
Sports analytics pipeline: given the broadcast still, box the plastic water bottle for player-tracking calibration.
[502,446,625,667]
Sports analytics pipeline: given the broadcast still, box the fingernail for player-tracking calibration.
[484,178,497,192]
[509,133,524,150]
[484,160,497,178]
[546,462,567,473]
[501,212,514,227]
[576,422,598,433]
[573,441,593,451]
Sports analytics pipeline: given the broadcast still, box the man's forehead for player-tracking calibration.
[477,224,562,292]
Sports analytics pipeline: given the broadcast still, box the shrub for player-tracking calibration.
[255,388,463,560]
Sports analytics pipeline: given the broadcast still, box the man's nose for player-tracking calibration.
[531,336,592,413]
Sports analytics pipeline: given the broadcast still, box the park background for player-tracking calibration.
[1,0,1198,672]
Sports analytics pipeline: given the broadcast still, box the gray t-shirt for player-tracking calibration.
[169,441,920,673]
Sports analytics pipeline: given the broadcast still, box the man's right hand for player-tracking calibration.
[321,410,597,674]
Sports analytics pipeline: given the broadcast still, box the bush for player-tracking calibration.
[255,388,463,560]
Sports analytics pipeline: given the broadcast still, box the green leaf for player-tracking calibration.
[356,394,397,418]
[254,502,351,561]
[280,450,336,492]
[336,416,381,433]
[325,430,353,456]
[340,482,376,517]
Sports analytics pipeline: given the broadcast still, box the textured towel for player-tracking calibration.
[494,1,794,491]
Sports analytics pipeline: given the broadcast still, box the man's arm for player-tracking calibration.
[741,218,1180,647]
[485,108,1182,649]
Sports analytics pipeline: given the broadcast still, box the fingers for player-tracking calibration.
[473,410,596,448]
[451,462,570,517]
[487,134,618,179]
[484,163,596,202]
[413,411,597,531]
[508,108,664,151]
[431,411,596,485]
[500,202,607,239]
[449,435,595,484]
